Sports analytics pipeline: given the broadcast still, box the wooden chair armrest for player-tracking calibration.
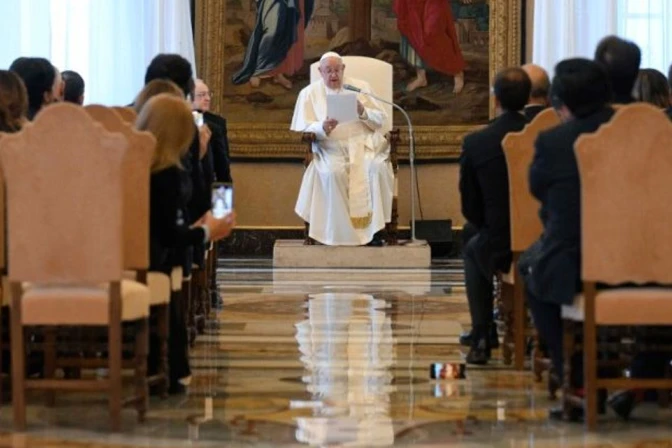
[302,132,316,144]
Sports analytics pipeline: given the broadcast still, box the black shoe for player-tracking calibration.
[210,290,223,309]
[465,337,491,365]
[367,235,385,247]
[608,390,638,420]
[168,382,187,395]
[459,325,499,348]
[549,405,584,422]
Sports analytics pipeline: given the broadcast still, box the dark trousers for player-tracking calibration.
[148,269,191,387]
[463,223,494,336]
[519,239,566,377]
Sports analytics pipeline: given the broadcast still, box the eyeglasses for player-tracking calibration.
[322,67,343,75]
[195,91,213,99]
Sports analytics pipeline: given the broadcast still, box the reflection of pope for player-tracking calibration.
[294,294,395,446]
[290,52,394,246]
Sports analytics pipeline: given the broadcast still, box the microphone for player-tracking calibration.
[342,83,425,246]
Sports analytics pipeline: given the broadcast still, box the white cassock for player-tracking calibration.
[290,78,395,246]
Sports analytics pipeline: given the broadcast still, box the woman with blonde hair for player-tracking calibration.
[133,79,183,113]
[136,93,235,393]
[0,70,29,132]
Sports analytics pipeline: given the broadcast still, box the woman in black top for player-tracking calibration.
[136,93,235,391]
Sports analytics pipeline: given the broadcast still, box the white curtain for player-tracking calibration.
[0,0,196,106]
[532,0,672,75]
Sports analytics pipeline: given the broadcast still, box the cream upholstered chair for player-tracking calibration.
[86,105,174,397]
[112,106,137,123]
[302,56,400,245]
[0,134,6,404]
[499,109,560,373]
[0,103,151,431]
[561,104,672,429]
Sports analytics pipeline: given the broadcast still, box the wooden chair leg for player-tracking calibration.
[135,319,149,423]
[584,320,598,430]
[513,281,526,371]
[157,303,169,399]
[562,320,574,415]
[500,282,514,366]
[11,311,26,431]
[108,322,123,432]
[44,328,57,407]
[0,305,3,407]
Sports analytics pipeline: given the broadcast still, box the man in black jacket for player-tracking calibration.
[459,68,531,364]
[192,78,233,183]
[520,59,614,411]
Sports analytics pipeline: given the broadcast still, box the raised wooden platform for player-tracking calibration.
[273,240,432,268]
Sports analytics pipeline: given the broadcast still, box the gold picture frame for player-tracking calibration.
[194,0,521,160]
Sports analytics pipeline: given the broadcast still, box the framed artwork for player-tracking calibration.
[194,0,522,160]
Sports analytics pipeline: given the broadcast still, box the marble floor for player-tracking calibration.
[1,257,672,447]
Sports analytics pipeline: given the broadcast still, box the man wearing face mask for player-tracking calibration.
[290,52,394,247]
[9,57,63,120]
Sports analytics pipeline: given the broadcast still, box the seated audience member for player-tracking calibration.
[192,78,233,183]
[519,58,615,419]
[594,35,641,105]
[143,54,212,272]
[458,67,531,365]
[62,70,85,105]
[633,68,671,109]
[136,94,236,393]
[0,70,29,132]
[9,57,62,120]
[522,64,550,120]
[133,79,184,113]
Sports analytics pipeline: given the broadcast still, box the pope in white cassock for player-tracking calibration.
[290,52,395,246]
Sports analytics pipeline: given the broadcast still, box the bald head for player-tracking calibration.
[522,64,550,106]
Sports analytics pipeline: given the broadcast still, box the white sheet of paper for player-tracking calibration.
[327,93,358,123]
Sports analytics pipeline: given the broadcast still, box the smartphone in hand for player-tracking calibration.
[211,182,233,219]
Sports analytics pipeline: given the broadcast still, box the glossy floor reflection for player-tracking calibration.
[1,258,672,447]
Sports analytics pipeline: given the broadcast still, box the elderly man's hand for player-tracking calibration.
[323,118,339,135]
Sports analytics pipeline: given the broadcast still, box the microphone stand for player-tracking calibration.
[347,87,426,246]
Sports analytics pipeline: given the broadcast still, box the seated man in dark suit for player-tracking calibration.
[594,35,641,105]
[459,68,531,365]
[519,59,614,417]
[522,64,550,120]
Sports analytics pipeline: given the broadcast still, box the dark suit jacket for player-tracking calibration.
[528,107,615,305]
[150,166,206,273]
[202,111,233,183]
[459,111,529,272]
[524,104,546,121]
[184,127,211,221]
[666,106,672,121]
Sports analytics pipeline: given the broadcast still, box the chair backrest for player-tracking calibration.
[112,106,137,124]
[85,105,155,271]
[0,134,5,272]
[502,109,560,251]
[576,104,672,284]
[0,103,128,283]
[310,56,393,133]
